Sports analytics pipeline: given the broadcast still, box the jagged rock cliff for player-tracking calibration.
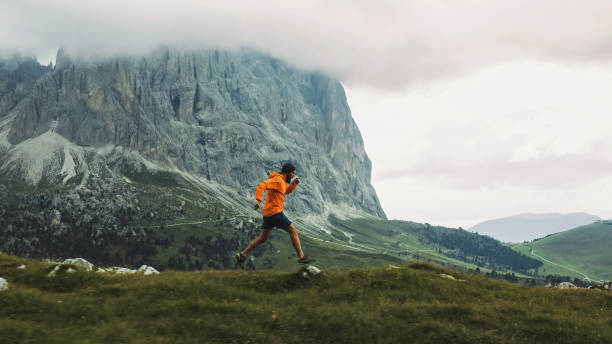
[0,48,385,218]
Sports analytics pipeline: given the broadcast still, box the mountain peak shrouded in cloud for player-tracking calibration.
[4,0,612,89]
[4,1,612,228]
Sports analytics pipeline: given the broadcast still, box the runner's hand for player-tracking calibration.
[291,177,300,186]
[253,200,261,210]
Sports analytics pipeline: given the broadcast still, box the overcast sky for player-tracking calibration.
[3,0,612,227]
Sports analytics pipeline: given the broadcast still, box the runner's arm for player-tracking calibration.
[285,177,299,194]
[285,183,296,194]
[254,181,267,209]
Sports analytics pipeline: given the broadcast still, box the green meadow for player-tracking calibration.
[513,222,612,281]
[1,253,612,343]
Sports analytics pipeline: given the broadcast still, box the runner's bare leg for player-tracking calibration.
[242,229,272,256]
[285,224,305,259]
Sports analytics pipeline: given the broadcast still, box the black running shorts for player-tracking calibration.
[261,212,292,230]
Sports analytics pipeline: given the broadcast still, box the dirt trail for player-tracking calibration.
[530,249,600,282]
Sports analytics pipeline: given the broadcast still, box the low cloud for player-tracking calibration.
[378,154,612,189]
[347,60,612,192]
[3,1,612,88]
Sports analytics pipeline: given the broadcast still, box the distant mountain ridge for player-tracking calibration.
[470,212,601,243]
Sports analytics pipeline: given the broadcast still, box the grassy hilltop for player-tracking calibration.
[1,253,611,343]
[513,221,612,281]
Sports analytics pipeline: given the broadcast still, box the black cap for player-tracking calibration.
[281,163,296,174]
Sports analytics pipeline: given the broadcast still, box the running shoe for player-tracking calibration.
[297,255,316,264]
[235,252,247,269]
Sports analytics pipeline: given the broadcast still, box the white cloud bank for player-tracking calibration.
[3,1,612,88]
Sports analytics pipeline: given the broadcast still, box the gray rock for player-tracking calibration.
[553,282,578,289]
[137,265,160,275]
[62,258,94,271]
[0,277,7,291]
[46,265,61,277]
[301,265,321,278]
[114,268,137,274]
[0,55,52,124]
[590,281,612,290]
[1,48,384,218]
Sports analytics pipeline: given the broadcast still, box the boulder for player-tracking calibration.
[62,258,94,271]
[17,264,26,270]
[301,265,321,278]
[0,277,8,292]
[137,265,160,275]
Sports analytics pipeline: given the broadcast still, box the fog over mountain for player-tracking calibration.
[5,1,612,89]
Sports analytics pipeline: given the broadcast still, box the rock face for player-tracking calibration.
[0,48,384,218]
[0,56,52,156]
[0,56,52,123]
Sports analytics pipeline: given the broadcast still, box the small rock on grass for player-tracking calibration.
[439,273,467,282]
[45,258,161,277]
[62,258,94,271]
[301,265,322,278]
[138,265,160,275]
[0,277,8,292]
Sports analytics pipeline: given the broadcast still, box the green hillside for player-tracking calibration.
[513,221,612,281]
[1,253,611,343]
[326,217,542,274]
[0,168,541,276]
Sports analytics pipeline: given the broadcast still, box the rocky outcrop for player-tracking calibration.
[590,281,612,290]
[0,48,384,218]
[62,258,94,271]
[46,258,160,276]
[0,56,52,156]
[300,265,322,279]
[549,282,578,289]
[0,56,51,122]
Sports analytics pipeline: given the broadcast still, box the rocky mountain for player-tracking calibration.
[469,212,601,243]
[0,48,395,269]
[0,48,384,218]
[0,49,542,274]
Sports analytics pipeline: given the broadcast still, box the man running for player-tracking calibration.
[235,163,315,269]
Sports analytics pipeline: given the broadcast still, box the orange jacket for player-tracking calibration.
[255,172,297,217]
